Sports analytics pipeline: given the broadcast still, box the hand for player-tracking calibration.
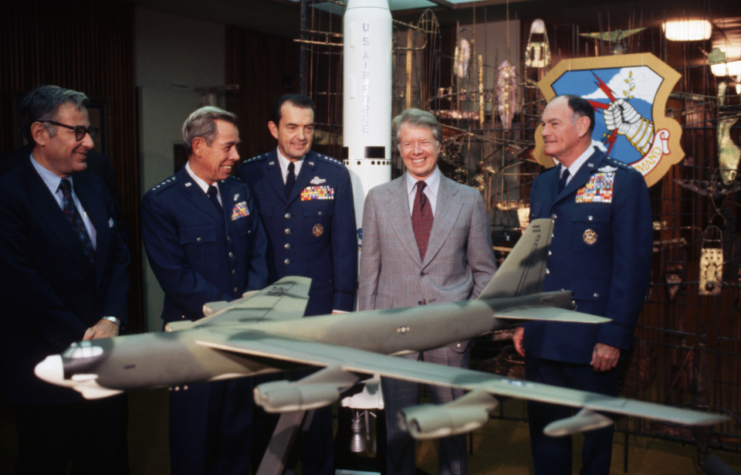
[82,318,119,341]
[590,342,620,372]
[513,327,525,357]
[603,99,653,154]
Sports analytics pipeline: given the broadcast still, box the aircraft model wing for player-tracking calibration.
[494,307,611,323]
[166,277,312,331]
[196,334,726,434]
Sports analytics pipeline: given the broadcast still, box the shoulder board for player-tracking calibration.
[604,156,634,172]
[148,175,178,194]
[314,153,345,169]
[243,154,268,166]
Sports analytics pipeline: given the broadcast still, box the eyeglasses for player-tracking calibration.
[38,120,98,141]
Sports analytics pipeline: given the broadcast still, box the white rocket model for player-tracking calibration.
[343,0,393,249]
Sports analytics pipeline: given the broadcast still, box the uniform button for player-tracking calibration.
[548,250,552,256]
[417,301,424,305]
[284,259,290,265]
[285,228,291,235]
[551,213,557,219]
[285,213,291,219]
[228,252,234,258]
[594,293,599,298]
[545,268,550,274]
[231,269,237,275]
[227,235,231,241]
[551,233,555,238]
[196,237,202,242]
[420,271,425,276]
[318,211,322,216]
[284,243,291,249]
[233,287,239,294]
[588,216,593,221]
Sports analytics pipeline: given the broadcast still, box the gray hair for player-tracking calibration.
[20,85,89,144]
[182,106,239,155]
[392,108,443,149]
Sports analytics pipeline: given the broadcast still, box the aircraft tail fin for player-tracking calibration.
[477,218,553,300]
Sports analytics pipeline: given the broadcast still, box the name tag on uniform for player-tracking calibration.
[231,201,250,220]
[576,173,614,204]
[301,186,335,201]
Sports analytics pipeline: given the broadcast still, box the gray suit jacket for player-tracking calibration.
[358,173,496,317]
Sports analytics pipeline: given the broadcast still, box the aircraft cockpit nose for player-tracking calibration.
[63,341,105,360]
[34,354,65,385]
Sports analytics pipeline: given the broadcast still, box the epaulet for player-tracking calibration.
[604,156,634,172]
[148,175,178,194]
[242,154,268,166]
[314,153,345,169]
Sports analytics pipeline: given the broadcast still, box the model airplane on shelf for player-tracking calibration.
[35,218,727,439]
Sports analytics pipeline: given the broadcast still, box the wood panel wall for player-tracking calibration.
[225,26,301,161]
[0,0,144,332]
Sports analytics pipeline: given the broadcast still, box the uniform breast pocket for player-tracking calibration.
[570,208,611,253]
[302,203,333,243]
[180,226,220,272]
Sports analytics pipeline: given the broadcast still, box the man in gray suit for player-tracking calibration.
[358,108,497,475]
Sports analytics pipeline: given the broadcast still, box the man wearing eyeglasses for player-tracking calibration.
[0,85,130,474]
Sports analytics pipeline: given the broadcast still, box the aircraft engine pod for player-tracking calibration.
[254,380,344,412]
[254,365,360,412]
[543,408,614,437]
[398,389,499,440]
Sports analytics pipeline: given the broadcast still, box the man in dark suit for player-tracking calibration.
[513,95,653,475]
[142,106,268,475]
[357,108,497,475]
[0,143,130,245]
[0,85,130,474]
[237,94,357,475]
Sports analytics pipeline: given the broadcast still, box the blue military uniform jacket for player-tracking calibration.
[525,148,653,364]
[141,167,268,324]
[237,149,357,316]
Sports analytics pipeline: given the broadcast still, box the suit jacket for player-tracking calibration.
[0,144,130,245]
[237,150,357,315]
[357,173,496,320]
[525,148,653,364]
[0,159,130,405]
[141,167,269,325]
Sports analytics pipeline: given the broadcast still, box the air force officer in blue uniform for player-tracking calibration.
[238,94,357,475]
[513,95,653,475]
[142,106,268,475]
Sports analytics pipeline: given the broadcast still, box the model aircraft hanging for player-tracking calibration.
[36,219,727,439]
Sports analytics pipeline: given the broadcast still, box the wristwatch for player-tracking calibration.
[102,316,121,328]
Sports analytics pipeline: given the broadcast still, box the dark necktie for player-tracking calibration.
[58,179,95,267]
[412,181,433,261]
[558,168,570,194]
[207,185,223,221]
[285,162,296,199]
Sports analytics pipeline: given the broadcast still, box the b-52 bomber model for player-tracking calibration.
[36,219,726,439]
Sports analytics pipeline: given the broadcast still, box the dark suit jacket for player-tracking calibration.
[0,158,130,405]
[237,150,357,316]
[141,167,269,325]
[525,148,653,364]
[0,144,130,245]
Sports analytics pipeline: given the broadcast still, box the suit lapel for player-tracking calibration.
[24,163,94,281]
[387,176,423,267]
[422,176,463,268]
[178,167,223,226]
[263,150,287,202]
[287,152,317,205]
[75,177,110,288]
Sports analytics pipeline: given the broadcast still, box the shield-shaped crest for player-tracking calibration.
[534,53,684,187]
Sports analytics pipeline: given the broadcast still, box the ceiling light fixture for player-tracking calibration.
[711,61,741,77]
[662,20,712,41]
